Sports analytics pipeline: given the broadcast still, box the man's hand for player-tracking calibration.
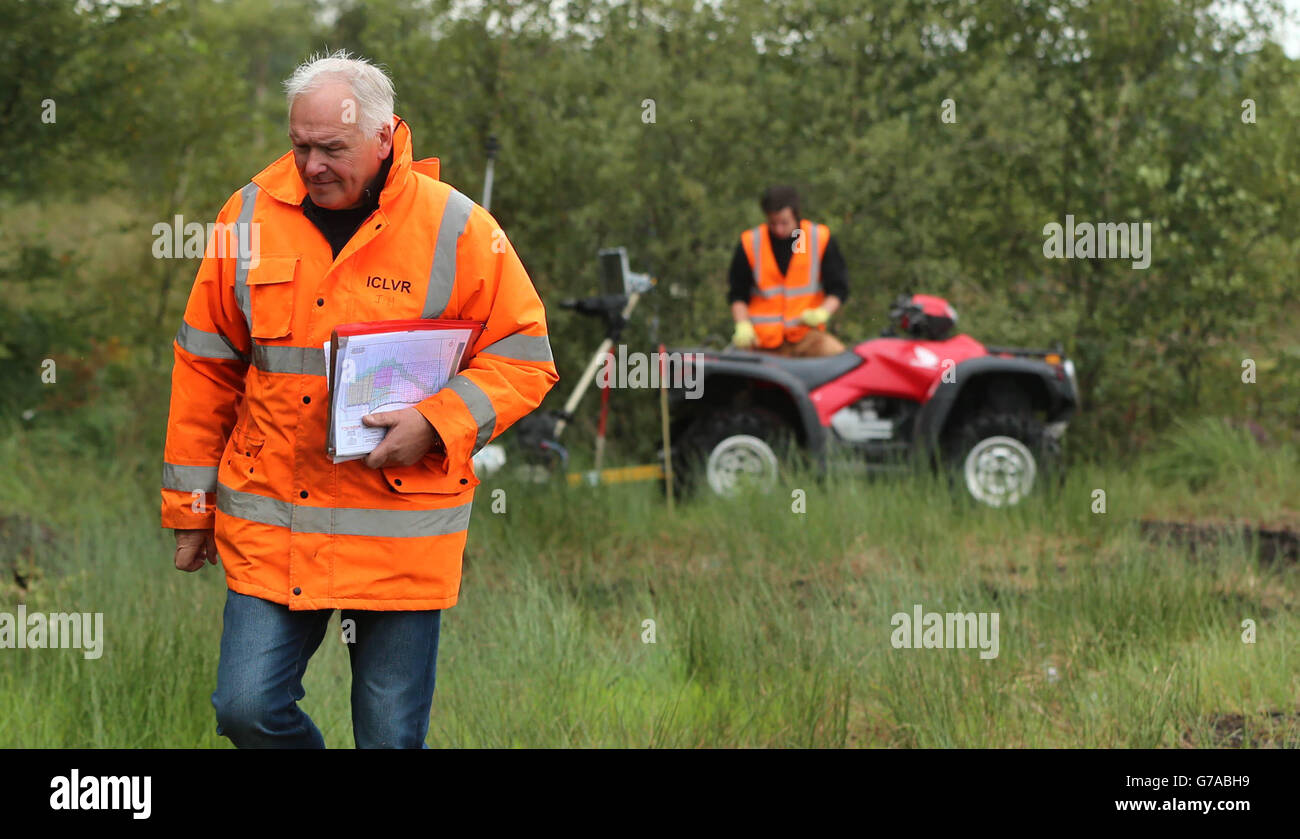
[801,307,830,327]
[732,320,757,348]
[175,528,218,572]
[362,407,444,469]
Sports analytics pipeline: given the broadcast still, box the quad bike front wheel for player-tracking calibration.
[670,408,795,498]
[944,412,1062,507]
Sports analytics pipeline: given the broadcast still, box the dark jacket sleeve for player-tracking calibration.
[727,242,753,305]
[821,235,848,303]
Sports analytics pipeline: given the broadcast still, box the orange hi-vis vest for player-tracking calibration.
[740,219,831,348]
[160,115,559,611]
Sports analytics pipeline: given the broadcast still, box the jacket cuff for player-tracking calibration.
[161,492,217,530]
[414,389,481,470]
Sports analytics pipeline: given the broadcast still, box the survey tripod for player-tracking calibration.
[510,248,663,484]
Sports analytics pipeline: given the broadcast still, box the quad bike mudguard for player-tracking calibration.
[912,355,1078,456]
[668,350,833,453]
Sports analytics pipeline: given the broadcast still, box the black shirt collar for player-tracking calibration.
[300,151,395,258]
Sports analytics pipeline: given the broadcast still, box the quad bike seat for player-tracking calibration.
[760,350,863,390]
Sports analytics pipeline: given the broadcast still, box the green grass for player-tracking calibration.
[1,416,1297,747]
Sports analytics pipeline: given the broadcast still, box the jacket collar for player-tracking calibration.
[253,115,415,207]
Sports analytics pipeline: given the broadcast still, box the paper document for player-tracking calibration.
[325,324,477,463]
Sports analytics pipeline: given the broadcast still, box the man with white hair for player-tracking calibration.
[160,50,558,748]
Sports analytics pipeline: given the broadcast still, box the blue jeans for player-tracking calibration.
[211,589,442,748]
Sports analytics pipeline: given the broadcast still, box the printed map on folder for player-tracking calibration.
[325,319,484,463]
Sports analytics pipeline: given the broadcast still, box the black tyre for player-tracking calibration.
[943,412,1062,507]
[667,408,797,498]
[509,411,568,483]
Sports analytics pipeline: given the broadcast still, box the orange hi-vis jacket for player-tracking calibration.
[160,116,558,611]
[740,219,831,348]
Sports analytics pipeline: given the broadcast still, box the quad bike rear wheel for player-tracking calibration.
[669,408,796,498]
[944,412,1062,507]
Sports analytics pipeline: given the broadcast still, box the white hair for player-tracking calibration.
[283,49,395,137]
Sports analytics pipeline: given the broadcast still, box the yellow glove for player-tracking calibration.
[732,320,757,348]
[801,307,830,327]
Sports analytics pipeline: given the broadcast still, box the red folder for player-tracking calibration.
[326,318,486,461]
[331,317,485,346]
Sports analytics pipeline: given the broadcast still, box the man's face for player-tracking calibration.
[766,207,798,240]
[289,82,393,210]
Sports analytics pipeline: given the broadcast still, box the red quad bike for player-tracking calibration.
[665,293,1080,507]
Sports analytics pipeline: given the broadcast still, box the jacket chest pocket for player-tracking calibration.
[246,256,299,339]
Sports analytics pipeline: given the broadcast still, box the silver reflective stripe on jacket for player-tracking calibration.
[809,223,821,291]
[442,374,497,453]
[233,182,261,332]
[422,189,474,318]
[176,321,247,363]
[749,226,782,299]
[163,463,219,494]
[251,343,326,376]
[217,484,472,537]
[479,333,553,363]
